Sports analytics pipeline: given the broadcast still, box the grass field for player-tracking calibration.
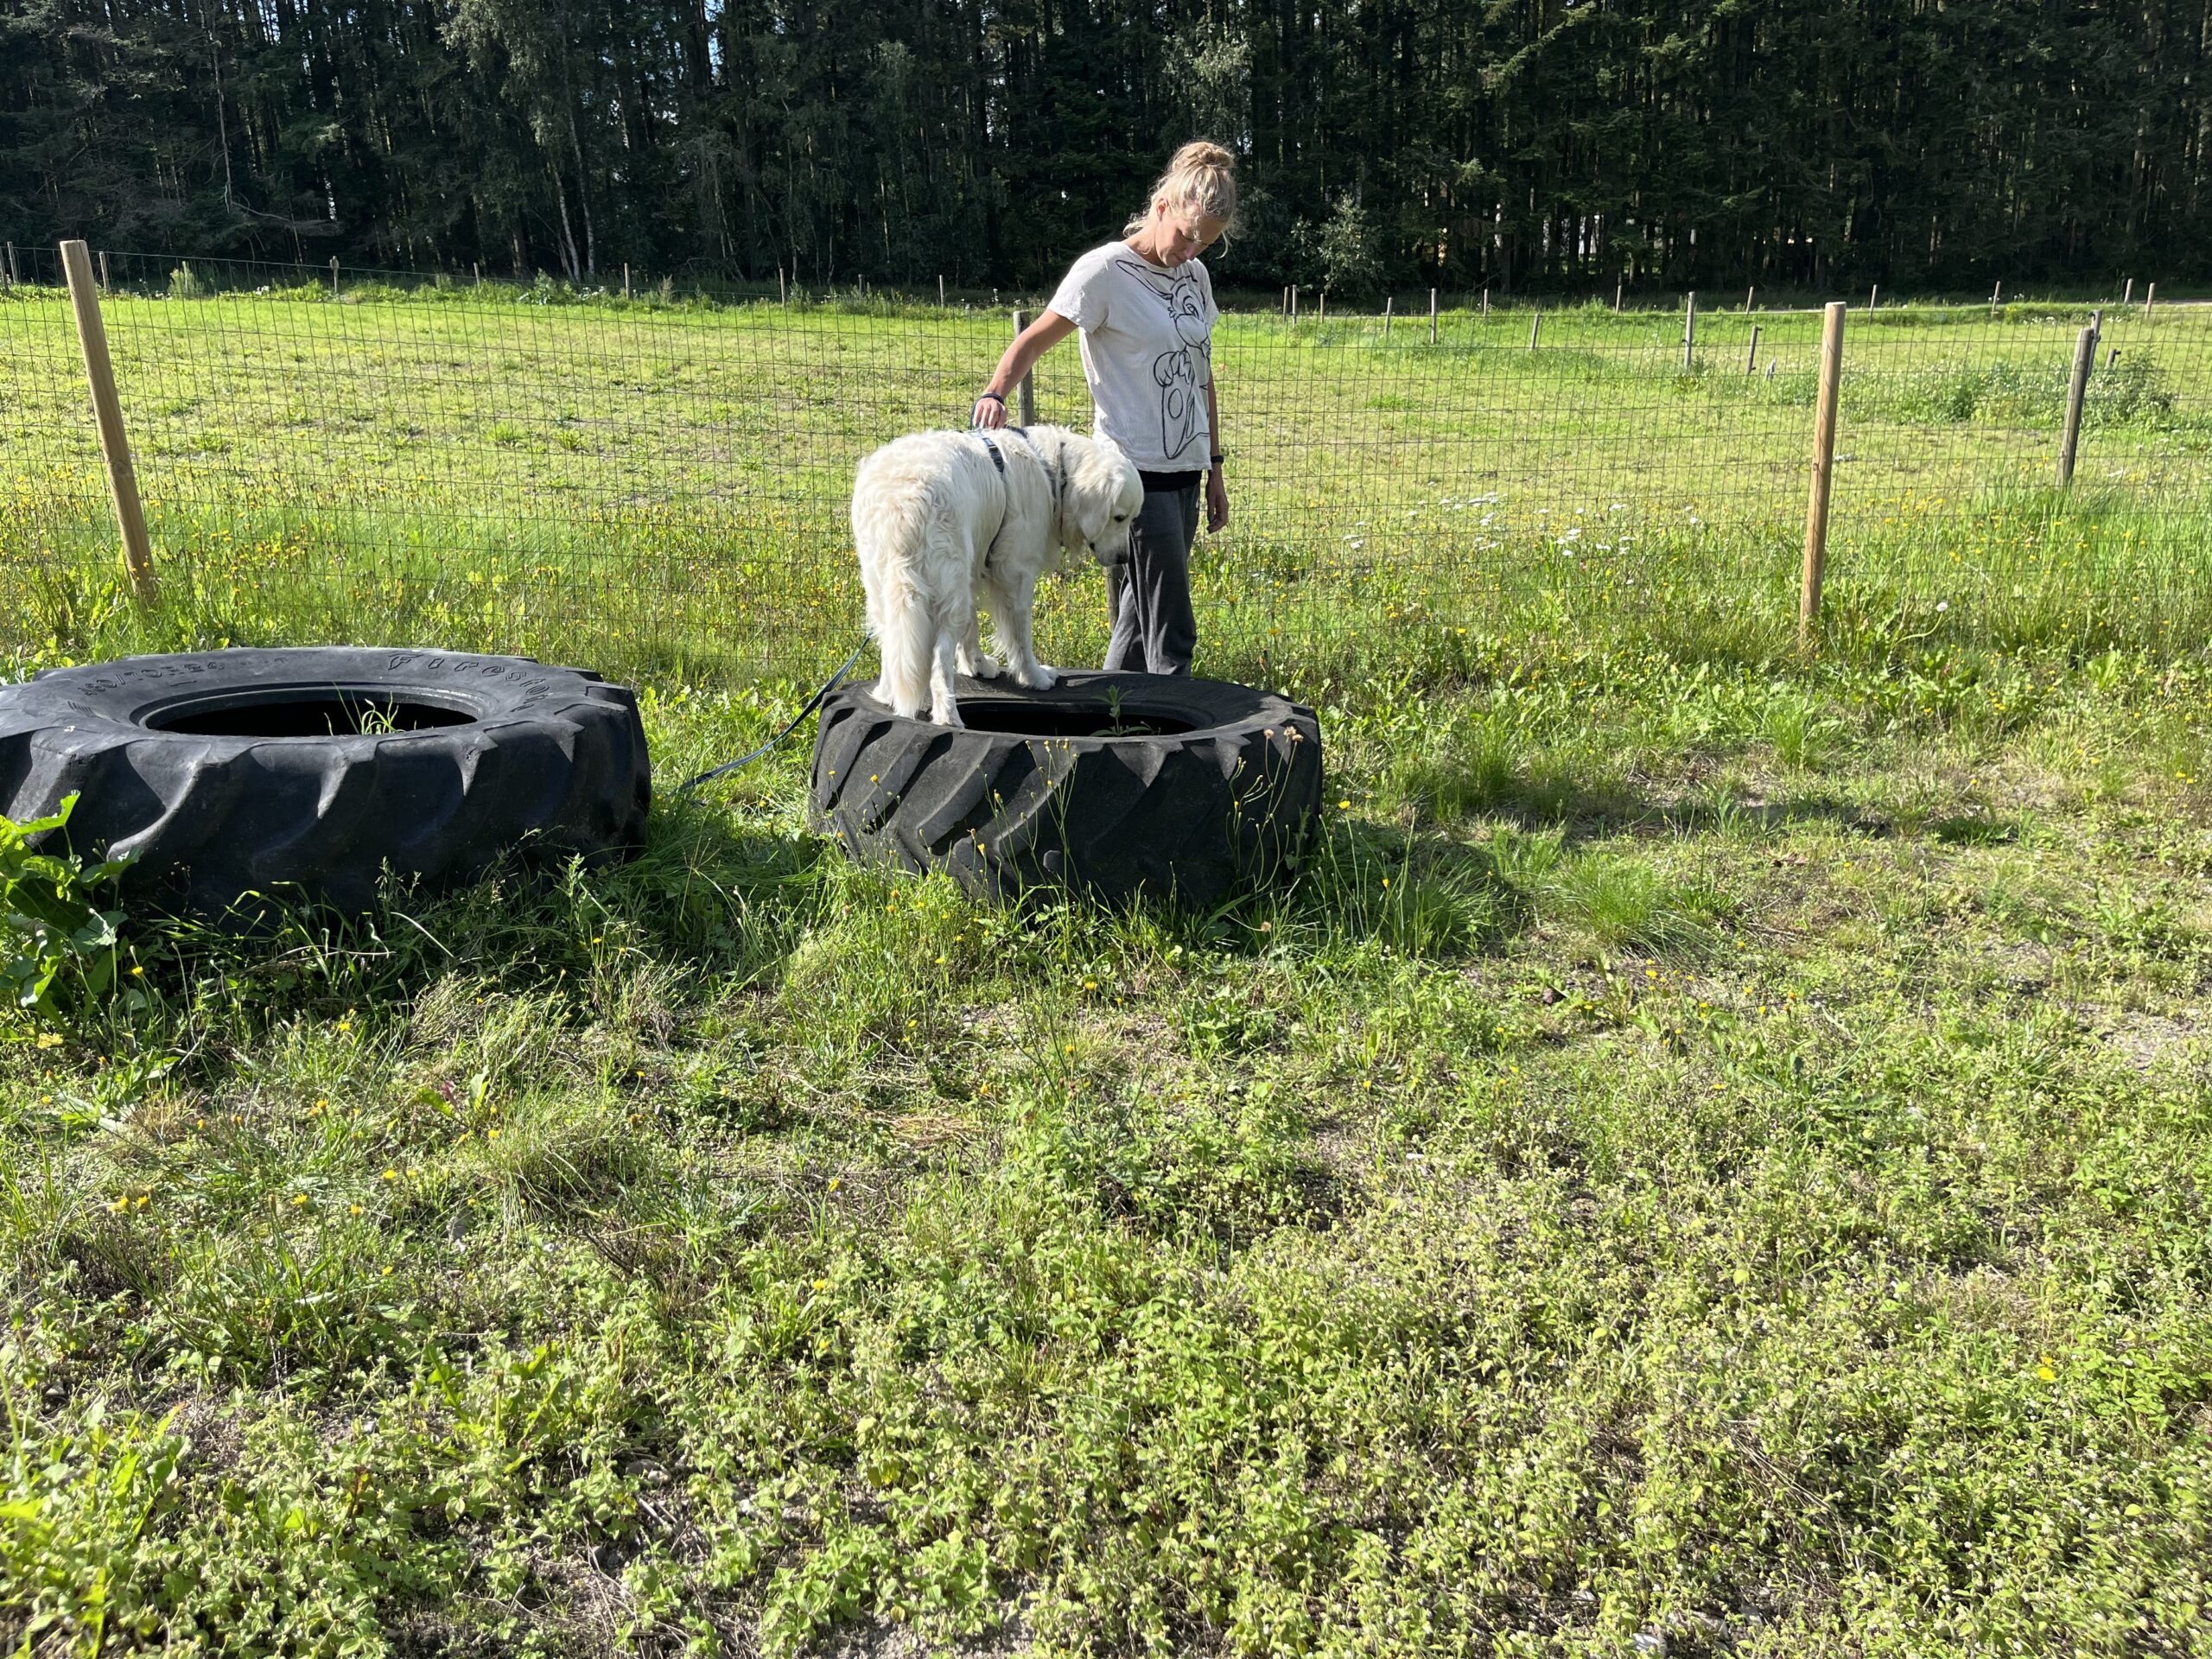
[4,282,2212,1656]
[3,280,2209,678]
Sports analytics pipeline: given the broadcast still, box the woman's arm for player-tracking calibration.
[1204,369,1230,532]
[975,310,1078,428]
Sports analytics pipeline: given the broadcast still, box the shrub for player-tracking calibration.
[1316,192,1383,302]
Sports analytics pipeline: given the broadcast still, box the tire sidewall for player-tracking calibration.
[811,671,1322,906]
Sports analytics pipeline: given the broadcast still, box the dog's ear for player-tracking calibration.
[1064,438,1142,557]
[1097,445,1141,523]
[1115,454,1142,517]
[1066,436,1122,545]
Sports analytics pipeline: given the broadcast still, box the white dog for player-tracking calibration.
[852,424,1143,726]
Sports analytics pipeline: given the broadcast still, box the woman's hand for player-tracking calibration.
[1205,467,1230,533]
[973,392,1009,429]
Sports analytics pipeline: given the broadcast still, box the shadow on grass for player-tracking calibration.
[111,801,836,1059]
[1395,753,1895,845]
[1303,785,1891,965]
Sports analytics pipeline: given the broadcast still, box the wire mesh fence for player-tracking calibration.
[3,245,2209,683]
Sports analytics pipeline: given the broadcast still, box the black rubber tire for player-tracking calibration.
[0,647,650,918]
[810,671,1322,906]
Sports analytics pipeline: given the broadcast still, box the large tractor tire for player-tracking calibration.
[810,671,1322,907]
[0,647,650,918]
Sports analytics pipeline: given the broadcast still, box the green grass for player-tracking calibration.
[4,287,2212,1654]
[2,285,2209,678]
[5,615,2212,1655]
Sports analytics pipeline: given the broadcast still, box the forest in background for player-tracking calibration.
[2,0,2207,297]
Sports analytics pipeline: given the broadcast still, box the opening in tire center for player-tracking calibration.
[144,690,478,737]
[952,702,1195,739]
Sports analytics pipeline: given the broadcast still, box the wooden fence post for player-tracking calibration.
[1318,291,1325,321]
[1529,310,1541,348]
[1427,288,1437,344]
[1481,287,1490,319]
[60,240,157,605]
[1990,280,2001,312]
[1383,296,1392,338]
[329,256,340,296]
[1799,301,1847,647]
[3,243,13,289]
[1012,309,1036,425]
[623,263,632,300]
[1613,278,1623,314]
[1682,290,1696,369]
[938,274,946,306]
[1744,284,1754,312]
[2145,282,2157,318]
[472,261,480,286]
[1289,284,1298,324]
[2122,277,2133,306]
[98,251,110,293]
[1745,324,1761,375]
[2057,324,2096,487]
[1868,283,1878,310]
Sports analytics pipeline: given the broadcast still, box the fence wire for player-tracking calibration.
[3,246,2208,682]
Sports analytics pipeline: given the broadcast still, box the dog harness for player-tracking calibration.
[976,427,1065,525]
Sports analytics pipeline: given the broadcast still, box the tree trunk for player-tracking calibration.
[569,112,596,276]
[551,167,581,280]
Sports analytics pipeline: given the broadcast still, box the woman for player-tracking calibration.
[974,141,1236,676]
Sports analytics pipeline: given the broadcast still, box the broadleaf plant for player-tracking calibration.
[1,793,134,1033]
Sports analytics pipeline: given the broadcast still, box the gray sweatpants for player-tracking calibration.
[1103,483,1199,675]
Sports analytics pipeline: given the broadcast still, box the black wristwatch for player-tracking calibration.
[1210,453,1225,468]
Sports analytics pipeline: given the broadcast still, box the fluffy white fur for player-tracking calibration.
[852,424,1144,725]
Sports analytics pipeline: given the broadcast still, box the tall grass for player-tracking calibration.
[6,481,2208,702]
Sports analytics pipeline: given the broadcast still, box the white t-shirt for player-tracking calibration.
[1047,242,1217,472]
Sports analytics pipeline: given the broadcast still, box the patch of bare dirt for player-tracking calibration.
[2092,1010,2206,1072]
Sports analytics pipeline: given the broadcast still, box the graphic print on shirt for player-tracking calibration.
[1112,256,1211,461]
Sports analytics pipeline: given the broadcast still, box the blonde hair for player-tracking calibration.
[1124,140,1239,238]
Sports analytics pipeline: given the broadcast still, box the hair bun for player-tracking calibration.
[1173,140,1236,175]
[1125,139,1240,239]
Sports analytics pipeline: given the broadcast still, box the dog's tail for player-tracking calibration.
[865,544,937,716]
[873,591,932,714]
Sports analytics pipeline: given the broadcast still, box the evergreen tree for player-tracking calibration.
[1,0,2202,289]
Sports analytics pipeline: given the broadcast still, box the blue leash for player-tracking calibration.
[674,636,873,795]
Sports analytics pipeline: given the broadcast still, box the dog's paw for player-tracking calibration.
[1014,662,1058,691]
[972,653,1003,679]
[928,702,967,728]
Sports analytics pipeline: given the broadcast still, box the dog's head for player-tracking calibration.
[1055,435,1145,568]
